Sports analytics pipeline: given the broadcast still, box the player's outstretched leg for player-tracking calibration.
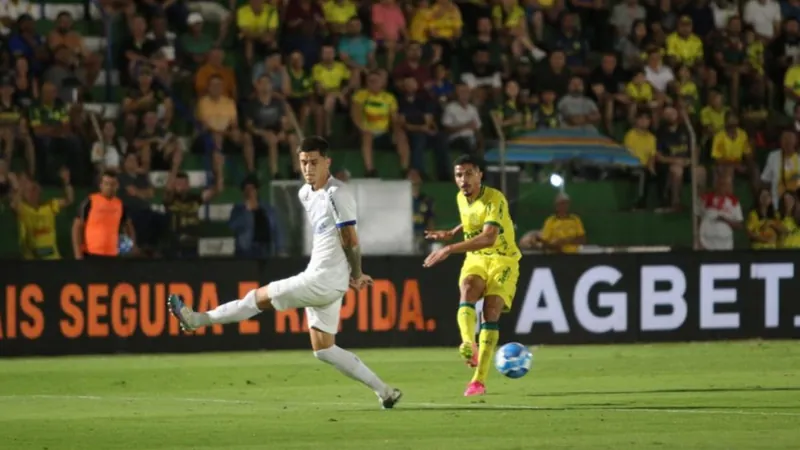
[310,327,402,409]
[464,295,503,397]
[457,276,485,368]
[168,288,263,332]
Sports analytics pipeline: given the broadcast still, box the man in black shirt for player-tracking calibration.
[397,76,449,181]
[656,106,707,209]
[535,50,572,98]
[244,75,299,179]
[588,53,627,132]
[134,110,183,176]
[118,15,157,86]
[460,46,502,105]
[0,77,34,175]
[163,172,217,258]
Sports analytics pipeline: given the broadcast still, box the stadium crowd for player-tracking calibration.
[1,0,800,260]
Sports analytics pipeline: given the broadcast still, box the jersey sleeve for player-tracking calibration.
[483,190,508,230]
[329,186,358,228]
[77,197,91,222]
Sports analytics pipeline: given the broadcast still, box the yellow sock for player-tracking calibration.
[457,303,477,344]
[472,322,499,384]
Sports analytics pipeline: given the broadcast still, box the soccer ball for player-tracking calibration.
[118,234,134,255]
[494,342,533,379]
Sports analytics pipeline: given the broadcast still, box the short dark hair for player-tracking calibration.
[176,171,189,180]
[298,136,330,156]
[453,154,484,171]
[240,174,260,191]
[101,169,118,179]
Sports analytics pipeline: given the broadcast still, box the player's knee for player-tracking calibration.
[460,278,484,303]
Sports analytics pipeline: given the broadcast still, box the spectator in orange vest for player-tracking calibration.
[71,170,136,260]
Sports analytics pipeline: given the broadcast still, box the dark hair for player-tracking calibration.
[240,174,260,191]
[298,136,329,156]
[453,154,484,171]
[176,171,189,180]
[56,11,72,20]
[635,111,651,120]
[101,169,117,179]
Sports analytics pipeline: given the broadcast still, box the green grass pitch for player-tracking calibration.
[1,341,798,449]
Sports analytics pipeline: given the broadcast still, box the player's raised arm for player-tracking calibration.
[330,187,372,290]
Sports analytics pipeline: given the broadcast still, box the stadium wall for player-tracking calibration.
[1,252,799,357]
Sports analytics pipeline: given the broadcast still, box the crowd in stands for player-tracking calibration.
[2,0,800,260]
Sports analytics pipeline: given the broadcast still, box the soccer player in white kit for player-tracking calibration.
[167,136,403,409]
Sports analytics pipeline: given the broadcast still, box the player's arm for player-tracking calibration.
[330,187,367,282]
[72,197,91,260]
[444,223,499,254]
[424,223,462,241]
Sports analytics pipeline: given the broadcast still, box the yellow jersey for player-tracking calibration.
[747,210,778,249]
[409,6,433,43]
[666,32,704,66]
[626,81,653,103]
[747,41,764,75]
[17,199,61,260]
[700,106,727,134]
[457,186,520,259]
[624,129,657,165]
[711,128,751,162]
[540,214,585,253]
[677,81,699,112]
[312,61,350,92]
[352,89,397,133]
[492,3,525,29]
[236,4,279,33]
[784,65,800,97]
[428,4,463,39]
[322,0,357,26]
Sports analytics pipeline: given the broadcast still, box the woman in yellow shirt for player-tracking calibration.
[747,188,781,249]
[777,192,800,248]
[674,64,699,114]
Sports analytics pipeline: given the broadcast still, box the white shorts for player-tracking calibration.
[267,272,347,335]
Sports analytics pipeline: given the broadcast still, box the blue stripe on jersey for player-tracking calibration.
[336,220,357,228]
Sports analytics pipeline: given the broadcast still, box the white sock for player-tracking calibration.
[204,289,262,325]
[314,346,390,398]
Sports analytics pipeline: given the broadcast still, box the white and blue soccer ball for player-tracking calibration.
[494,342,533,379]
[118,234,134,255]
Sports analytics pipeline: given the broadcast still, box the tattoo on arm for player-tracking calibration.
[343,245,362,278]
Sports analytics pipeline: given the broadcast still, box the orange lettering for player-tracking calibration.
[111,284,137,338]
[196,283,223,335]
[399,280,426,331]
[168,284,193,335]
[339,290,356,332]
[275,309,301,333]
[60,284,84,338]
[2,285,15,339]
[238,282,260,335]
[19,285,44,339]
[371,280,396,332]
[140,283,165,337]
[357,287,369,331]
[87,284,109,337]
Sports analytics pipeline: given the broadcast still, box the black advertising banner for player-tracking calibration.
[0,258,459,357]
[1,251,799,357]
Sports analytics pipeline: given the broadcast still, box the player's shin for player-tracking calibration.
[472,322,499,384]
[314,346,392,398]
[457,302,478,344]
[206,289,262,324]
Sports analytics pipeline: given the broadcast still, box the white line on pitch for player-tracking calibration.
[1,395,798,417]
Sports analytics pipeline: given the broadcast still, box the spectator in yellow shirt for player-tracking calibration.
[711,111,753,180]
[625,69,657,124]
[666,16,704,68]
[237,0,279,65]
[196,75,245,180]
[312,44,351,137]
[777,192,800,248]
[747,188,781,249]
[323,0,357,35]
[700,90,727,142]
[351,71,410,177]
[520,192,586,253]
[427,0,463,62]
[783,62,800,116]
[12,168,73,259]
[624,112,658,209]
[409,0,434,44]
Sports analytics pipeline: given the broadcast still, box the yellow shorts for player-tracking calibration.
[458,254,520,312]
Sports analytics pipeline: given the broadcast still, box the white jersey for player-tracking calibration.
[298,177,356,291]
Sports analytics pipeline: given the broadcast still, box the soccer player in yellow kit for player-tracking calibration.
[423,154,520,397]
